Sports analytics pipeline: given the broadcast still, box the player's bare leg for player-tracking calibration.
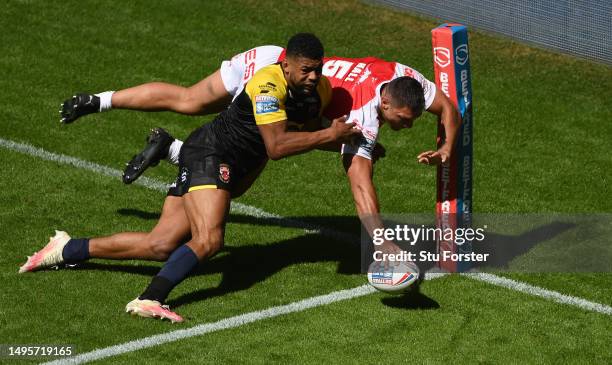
[60,69,232,123]
[112,70,232,115]
[19,196,189,273]
[127,188,231,323]
[181,188,231,259]
[89,196,190,261]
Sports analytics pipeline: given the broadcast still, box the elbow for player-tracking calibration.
[268,154,283,161]
[266,146,284,161]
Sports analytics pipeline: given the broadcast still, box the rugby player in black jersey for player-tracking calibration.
[20,33,359,322]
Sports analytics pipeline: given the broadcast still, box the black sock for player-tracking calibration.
[62,238,90,264]
[139,276,175,303]
[139,245,199,303]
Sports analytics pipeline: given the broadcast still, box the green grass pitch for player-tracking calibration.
[1,0,611,363]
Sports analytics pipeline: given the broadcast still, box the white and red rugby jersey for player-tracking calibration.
[321,56,436,159]
[220,47,436,159]
[220,45,285,98]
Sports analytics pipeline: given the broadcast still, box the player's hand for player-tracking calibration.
[330,116,361,143]
[417,149,449,165]
[372,142,386,163]
[59,93,100,124]
[379,241,404,269]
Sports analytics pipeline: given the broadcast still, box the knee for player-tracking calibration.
[147,236,179,261]
[180,87,208,114]
[190,229,224,259]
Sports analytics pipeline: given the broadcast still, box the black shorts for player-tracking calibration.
[167,123,264,197]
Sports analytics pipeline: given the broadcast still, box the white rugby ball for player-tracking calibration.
[367,260,420,293]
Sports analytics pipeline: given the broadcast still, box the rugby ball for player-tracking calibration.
[367,260,420,294]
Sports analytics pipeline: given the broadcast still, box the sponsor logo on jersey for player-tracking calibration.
[255,95,279,114]
[219,164,231,183]
[257,82,278,92]
[434,47,451,67]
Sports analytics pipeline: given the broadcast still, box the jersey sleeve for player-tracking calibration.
[220,46,285,97]
[245,68,288,125]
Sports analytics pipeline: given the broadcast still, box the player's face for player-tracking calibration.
[282,56,323,95]
[382,105,419,131]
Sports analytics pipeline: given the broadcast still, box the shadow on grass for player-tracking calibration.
[380,289,440,310]
[117,208,160,221]
[76,213,576,308]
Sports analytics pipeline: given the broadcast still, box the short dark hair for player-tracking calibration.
[386,76,425,115]
[286,33,324,60]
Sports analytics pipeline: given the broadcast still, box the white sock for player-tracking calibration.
[167,139,183,165]
[94,91,115,112]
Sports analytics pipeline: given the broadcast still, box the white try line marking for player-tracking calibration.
[1,137,610,364]
[0,137,354,243]
[467,273,612,315]
[43,274,445,365]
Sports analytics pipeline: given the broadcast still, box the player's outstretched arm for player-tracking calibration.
[60,70,232,123]
[343,154,401,254]
[258,117,360,160]
[343,154,378,218]
[417,88,461,165]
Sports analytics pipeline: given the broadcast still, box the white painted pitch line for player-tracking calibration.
[2,137,610,363]
[3,137,611,316]
[466,273,612,315]
[0,137,355,243]
[42,273,446,365]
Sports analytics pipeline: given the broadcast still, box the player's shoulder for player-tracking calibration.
[250,64,285,85]
[246,64,287,96]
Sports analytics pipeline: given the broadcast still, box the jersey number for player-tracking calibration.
[323,60,353,79]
